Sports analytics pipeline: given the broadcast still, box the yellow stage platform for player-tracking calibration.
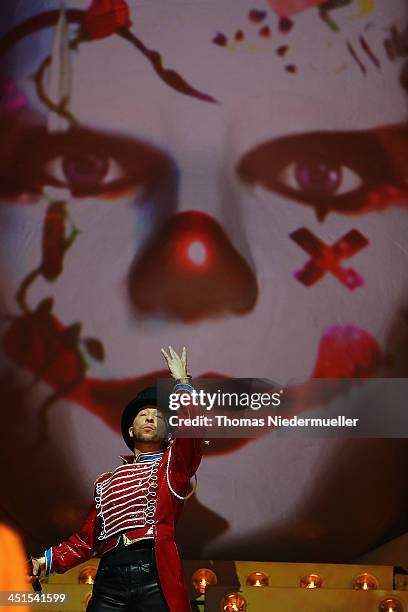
[33,558,408,611]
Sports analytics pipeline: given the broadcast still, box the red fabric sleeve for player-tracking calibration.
[49,495,99,574]
[170,389,203,478]
[171,437,202,478]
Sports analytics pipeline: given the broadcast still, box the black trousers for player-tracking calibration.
[87,547,169,611]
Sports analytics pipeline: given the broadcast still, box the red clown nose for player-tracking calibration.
[128,211,258,321]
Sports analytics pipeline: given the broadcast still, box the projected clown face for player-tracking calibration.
[0,0,407,561]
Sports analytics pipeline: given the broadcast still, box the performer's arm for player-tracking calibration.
[172,380,203,476]
[30,494,99,578]
[161,346,203,477]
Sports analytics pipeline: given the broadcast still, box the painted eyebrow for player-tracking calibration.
[0,9,218,104]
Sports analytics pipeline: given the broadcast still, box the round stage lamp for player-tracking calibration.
[245,571,269,587]
[378,598,404,612]
[78,566,97,585]
[300,573,323,589]
[353,572,379,590]
[220,592,247,611]
[191,568,217,594]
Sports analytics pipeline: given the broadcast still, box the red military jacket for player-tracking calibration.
[43,422,202,611]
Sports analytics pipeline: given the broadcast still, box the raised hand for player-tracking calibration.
[161,346,190,382]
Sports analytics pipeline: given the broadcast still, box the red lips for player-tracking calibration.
[2,300,382,458]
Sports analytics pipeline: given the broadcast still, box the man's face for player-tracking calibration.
[130,406,167,444]
[0,0,407,562]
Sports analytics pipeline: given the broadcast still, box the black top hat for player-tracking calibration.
[121,386,170,451]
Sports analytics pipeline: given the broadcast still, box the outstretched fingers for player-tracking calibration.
[161,347,171,363]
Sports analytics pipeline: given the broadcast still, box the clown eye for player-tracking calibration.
[0,122,172,201]
[44,153,125,192]
[38,136,159,198]
[237,128,401,220]
[280,160,363,197]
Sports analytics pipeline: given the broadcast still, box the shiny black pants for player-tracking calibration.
[87,562,169,611]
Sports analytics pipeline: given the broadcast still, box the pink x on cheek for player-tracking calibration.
[290,227,369,289]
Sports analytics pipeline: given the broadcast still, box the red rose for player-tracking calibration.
[82,0,132,40]
[3,300,85,393]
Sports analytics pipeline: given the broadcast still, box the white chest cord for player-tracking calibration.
[166,442,197,501]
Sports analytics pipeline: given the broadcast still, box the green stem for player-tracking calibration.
[31,34,84,127]
[15,268,41,314]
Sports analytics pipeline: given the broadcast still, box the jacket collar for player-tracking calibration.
[120,449,165,464]
[120,454,134,464]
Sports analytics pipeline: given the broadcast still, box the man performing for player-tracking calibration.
[29,346,201,612]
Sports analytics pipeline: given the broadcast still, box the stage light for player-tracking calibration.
[352,572,379,590]
[378,597,404,612]
[245,571,269,587]
[221,592,247,611]
[300,573,323,589]
[191,568,217,594]
[78,566,97,585]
